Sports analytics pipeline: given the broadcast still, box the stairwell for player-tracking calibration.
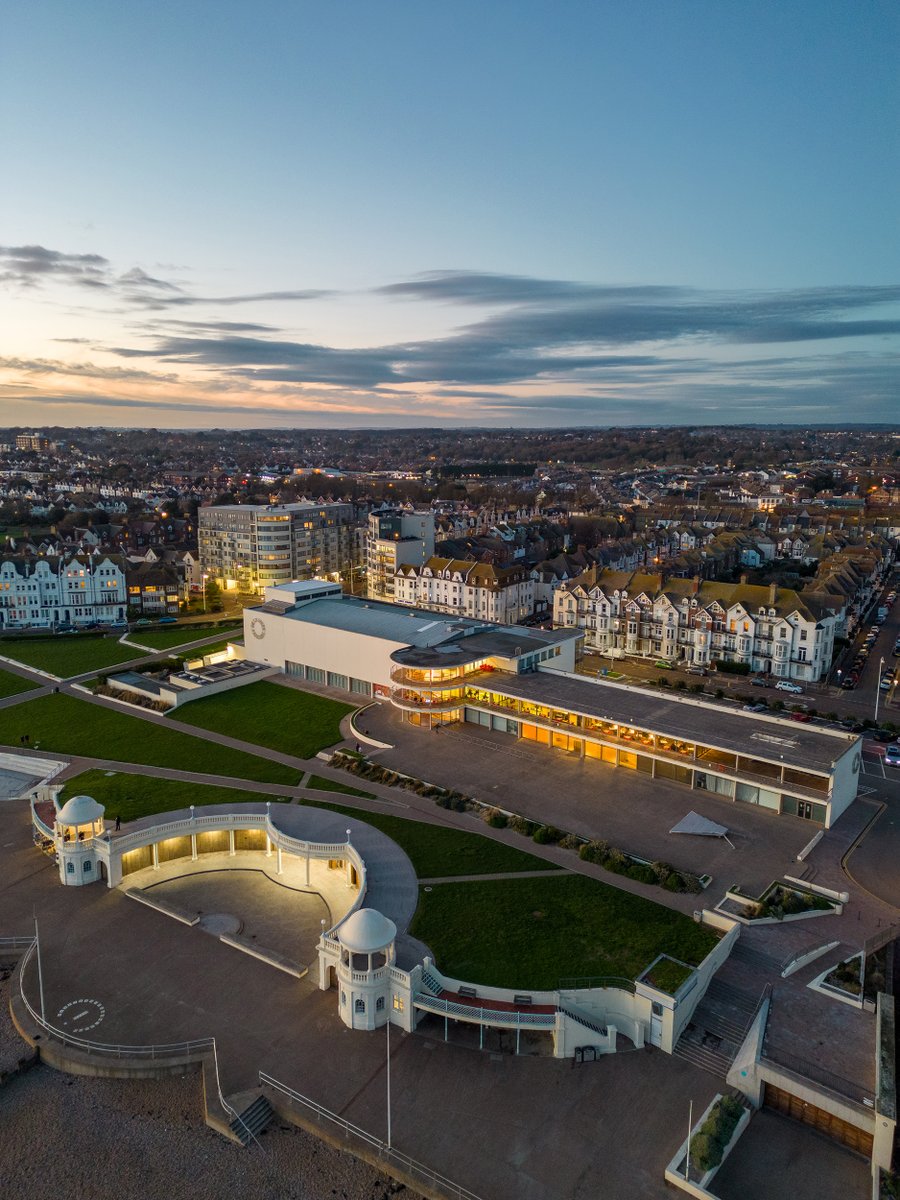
[229,1093,274,1146]
[673,977,759,1080]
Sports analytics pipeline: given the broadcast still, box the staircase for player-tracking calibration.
[673,978,759,1080]
[730,941,783,974]
[559,1005,608,1039]
[229,1093,274,1145]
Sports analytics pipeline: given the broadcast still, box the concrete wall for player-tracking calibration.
[244,607,406,693]
[829,738,862,825]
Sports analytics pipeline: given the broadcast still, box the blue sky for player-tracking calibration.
[1,0,897,428]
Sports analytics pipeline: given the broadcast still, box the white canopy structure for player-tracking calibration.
[669,811,733,847]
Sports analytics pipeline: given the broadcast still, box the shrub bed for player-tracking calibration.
[689,1094,745,1174]
[330,752,704,895]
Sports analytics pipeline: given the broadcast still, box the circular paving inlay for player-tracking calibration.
[199,912,242,935]
[56,998,106,1032]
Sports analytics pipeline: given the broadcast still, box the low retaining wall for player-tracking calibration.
[126,887,199,926]
[218,932,307,978]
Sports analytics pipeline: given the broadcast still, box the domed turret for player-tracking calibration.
[335,907,397,1030]
[55,794,105,887]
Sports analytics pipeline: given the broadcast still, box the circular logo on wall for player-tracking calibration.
[852,752,861,773]
[250,617,266,640]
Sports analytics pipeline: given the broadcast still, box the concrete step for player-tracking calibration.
[704,977,759,1015]
[730,943,783,974]
[229,1093,274,1145]
[672,1037,732,1080]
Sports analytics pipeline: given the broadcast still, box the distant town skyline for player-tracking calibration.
[1,1,897,429]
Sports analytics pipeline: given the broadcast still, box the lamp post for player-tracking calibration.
[875,656,885,725]
[386,1013,392,1150]
[202,573,208,613]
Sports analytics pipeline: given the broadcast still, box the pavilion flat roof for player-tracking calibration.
[481,669,857,774]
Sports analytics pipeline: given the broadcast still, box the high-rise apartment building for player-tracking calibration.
[366,508,435,601]
[199,502,357,595]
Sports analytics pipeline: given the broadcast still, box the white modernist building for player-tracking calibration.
[241,581,861,828]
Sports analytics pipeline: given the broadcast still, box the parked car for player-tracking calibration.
[743,702,767,712]
[134,618,152,626]
[790,711,812,722]
[158,617,178,624]
[687,667,707,676]
[654,659,674,670]
[839,720,865,733]
[775,681,804,693]
[868,728,896,743]
[840,676,857,689]
[749,676,768,687]
[885,744,900,767]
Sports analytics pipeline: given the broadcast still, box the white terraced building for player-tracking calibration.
[553,569,838,683]
[394,556,534,624]
[0,554,128,629]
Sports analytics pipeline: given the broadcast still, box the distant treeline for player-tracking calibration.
[437,462,537,479]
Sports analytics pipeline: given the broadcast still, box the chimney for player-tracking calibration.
[692,575,701,594]
[739,573,748,585]
[769,581,778,605]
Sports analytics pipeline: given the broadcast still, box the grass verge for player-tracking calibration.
[170,680,353,759]
[300,797,557,878]
[131,622,243,651]
[306,774,376,800]
[0,667,41,698]
[58,769,285,823]
[0,636,143,677]
[0,693,300,785]
[410,874,719,990]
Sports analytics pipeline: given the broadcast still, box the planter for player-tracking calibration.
[664,1093,751,1197]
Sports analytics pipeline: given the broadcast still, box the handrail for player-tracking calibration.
[17,939,263,1150]
[18,941,214,1059]
[412,994,556,1026]
[558,976,637,994]
[0,934,38,951]
[259,1071,485,1200]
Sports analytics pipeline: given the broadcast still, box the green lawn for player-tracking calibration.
[306,774,376,800]
[0,667,40,698]
[178,638,244,660]
[0,693,300,785]
[131,622,243,650]
[170,681,354,759]
[410,875,719,990]
[300,797,557,878]
[59,769,285,824]
[0,636,142,677]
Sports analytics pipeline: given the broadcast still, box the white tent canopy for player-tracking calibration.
[669,811,732,843]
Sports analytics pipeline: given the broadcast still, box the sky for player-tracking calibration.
[1,0,898,430]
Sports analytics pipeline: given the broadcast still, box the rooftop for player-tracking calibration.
[482,669,858,774]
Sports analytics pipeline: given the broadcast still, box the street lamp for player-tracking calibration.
[201,572,209,614]
[874,656,885,725]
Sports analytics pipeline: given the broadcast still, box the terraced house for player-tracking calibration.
[0,553,127,628]
[553,569,839,683]
[394,556,534,624]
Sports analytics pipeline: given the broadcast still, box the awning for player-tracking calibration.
[669,811,731,840]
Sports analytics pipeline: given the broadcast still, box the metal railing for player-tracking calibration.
[412,994,556,1027]
[15,939,259,1146]
[558,976,637,994]
[17,940,214,1060]
[259,1071,485,1200]
[864,920,900,958]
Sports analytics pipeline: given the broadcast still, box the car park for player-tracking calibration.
[775,680,804,693]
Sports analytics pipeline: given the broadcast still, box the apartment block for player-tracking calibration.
[366,508,435,601]
[199,502,357,595]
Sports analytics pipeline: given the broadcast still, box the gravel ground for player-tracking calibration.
[0,974,422,1200]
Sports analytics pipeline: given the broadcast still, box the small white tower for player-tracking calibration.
[336,908,397,1031]
[55,795,105,886]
